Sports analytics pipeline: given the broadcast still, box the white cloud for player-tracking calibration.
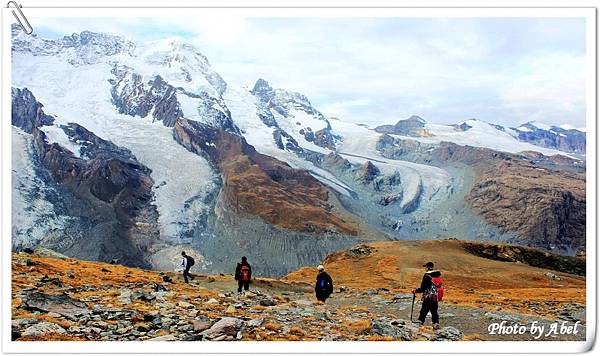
[30,17,587,128]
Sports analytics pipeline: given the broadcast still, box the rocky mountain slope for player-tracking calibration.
[12,242,585,342]
[11,24,586,276]
[376,136,586,255]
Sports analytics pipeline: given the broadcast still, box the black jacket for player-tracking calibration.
[315,271,333,297]
[235,262,252,281]
[415,270,441,294]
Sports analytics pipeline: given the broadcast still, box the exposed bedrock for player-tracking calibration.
[173,118,358,236]
[11,87,54,133]
[12,88,160,267]
[31,124,160,268]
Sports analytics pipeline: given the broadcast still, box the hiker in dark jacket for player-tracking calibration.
[235,256,252,294]
[315,265,334,302]
[412,261,441,329]
[181,251,194,284]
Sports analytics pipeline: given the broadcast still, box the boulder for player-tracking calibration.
[201,317,243,339]
[23,291,90,320]
[192,317,212,332]
[33,247,68,259]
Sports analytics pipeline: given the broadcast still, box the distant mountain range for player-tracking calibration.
[374,116,586,154]
[11,24,586,276]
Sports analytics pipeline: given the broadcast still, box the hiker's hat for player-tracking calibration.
[423,261,434,268]
[317,265,325,271]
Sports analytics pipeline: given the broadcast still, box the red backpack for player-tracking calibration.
[240,265,251,282]
[431,276,444,301]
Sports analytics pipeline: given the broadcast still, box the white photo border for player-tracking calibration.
[1,3,596,354]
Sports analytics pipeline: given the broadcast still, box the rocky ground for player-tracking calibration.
[11,244,585,342]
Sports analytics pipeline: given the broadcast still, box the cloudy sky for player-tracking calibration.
[33,17,587,127]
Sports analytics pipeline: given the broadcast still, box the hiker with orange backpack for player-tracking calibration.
[235,256,252,294]
[412,261,444,329]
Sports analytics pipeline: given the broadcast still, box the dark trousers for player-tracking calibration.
[418,298,439,324]
[183,266,193,283]
[316,293,330,303]
[238,280,249,293]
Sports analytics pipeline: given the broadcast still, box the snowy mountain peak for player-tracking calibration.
[12,25,135,65]
[140,38,226,95]
[143,37,211,68]
[522,121,552,131]
[558,124,586,133]
[251,78,275,99]
[249,79,325,121]
[407,115,426,124]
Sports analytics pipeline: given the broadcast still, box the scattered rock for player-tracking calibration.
[246,318,264,328]
[22,322,66,337]
[432,326,463,341]
[484,312,521,323]
[370,296,388,304]
[154,284,168,292]
[392,293,414,301]
[177,301,194,309]
[12,328,21,341]
[162,275,173,283]
[117,290,132,305]
[259,297,277,306]
[371,318,413,340]
[347,244,375,258]
[545,272,562,281]
[148,334,178,341]
[293,300,313,306]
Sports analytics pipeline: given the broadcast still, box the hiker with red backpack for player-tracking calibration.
[412,261,444,329]
[235,256,252,294]
[181,251,195,284]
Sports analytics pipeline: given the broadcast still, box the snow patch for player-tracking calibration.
[40,124,83,158]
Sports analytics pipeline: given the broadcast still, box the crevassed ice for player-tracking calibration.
[12,53,218,241]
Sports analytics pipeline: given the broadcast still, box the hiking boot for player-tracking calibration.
[433,323,440,330]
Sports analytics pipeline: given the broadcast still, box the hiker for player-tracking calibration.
[181,251,195,283]
[412,261,443,329]
[315,265,333,303]
[235,256,252,294]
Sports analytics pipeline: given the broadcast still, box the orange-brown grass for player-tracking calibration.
[341,319,372,334]
[34,315,74,329]
[284,240,585,318]
[264,322,282,332]
[285,240,584,290]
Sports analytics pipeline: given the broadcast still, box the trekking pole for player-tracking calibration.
[410,292,416,322]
